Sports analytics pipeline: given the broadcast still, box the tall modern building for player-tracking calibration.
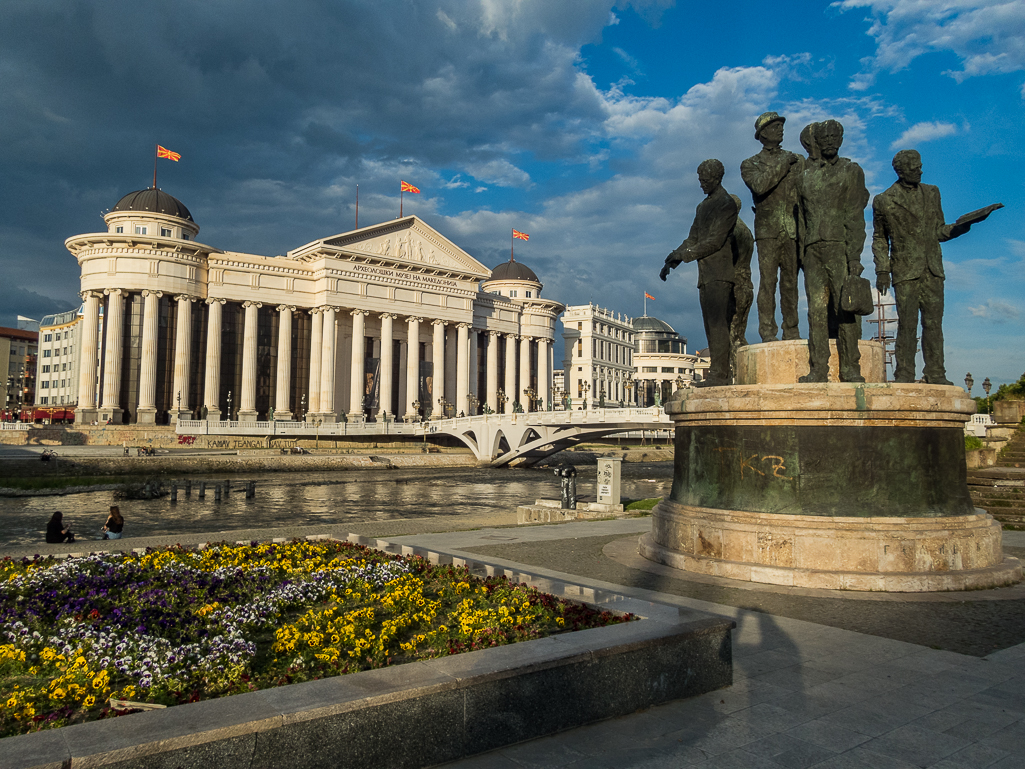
[560,304,635,408]
[66,187,564,424]
[1,327,38,420]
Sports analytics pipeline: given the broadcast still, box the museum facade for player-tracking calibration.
[66,188,564,425]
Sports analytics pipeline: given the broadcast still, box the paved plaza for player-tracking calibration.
[5,516,1024,768]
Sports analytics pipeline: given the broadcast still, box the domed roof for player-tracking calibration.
[489,258,539,283]
[112,188,193,222]
[632,316,677,334]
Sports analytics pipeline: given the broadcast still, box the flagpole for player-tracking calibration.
[400,187,403,218]
[153,144,158,189]
[644,292,647,316]
[355,184,359,229]
[511,229,514,262]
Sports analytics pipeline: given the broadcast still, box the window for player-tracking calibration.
[509,290,517,297]
[41,365,50,373]
[182,233,190,240]
[525,291,532,298]
[41,381,49,389]
[662,367,674,373]
[576,340,582,357]
[61,363,66,371]
[60,396,65,404]
[43,334,52,342]
[40,397,48,404]
[64,331,69,339]
[135,225,148,235]
[642,367,657,373]
[115,226,124,234]
[63,347,68,355]
[43,350,51,358]
[678,368,687,373]
[577,322,582,331]
[161,227,172,237]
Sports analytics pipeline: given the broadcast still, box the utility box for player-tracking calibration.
[597,457,622,508]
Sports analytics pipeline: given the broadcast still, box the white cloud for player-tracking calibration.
[464,159,532,188]
[968,300,1020,322]
[836,0,1025,86]
[890,120,960,150]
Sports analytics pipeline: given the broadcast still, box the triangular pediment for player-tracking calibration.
[287,216,490,279]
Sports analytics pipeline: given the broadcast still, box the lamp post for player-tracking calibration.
[965,372,974,396]
[467,393,478,416]
[300,393,306,422]
[581,381,590,410]
[497,388,508,413]
[624,377,634,407]
[226,390,233,423]
[437,397,452,419]
[523,387,536,412]
[412,399,422,422]
[983,377,992,414]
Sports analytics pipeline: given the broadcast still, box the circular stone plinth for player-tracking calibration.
[736,340,886,385]
[641,499,1022,592]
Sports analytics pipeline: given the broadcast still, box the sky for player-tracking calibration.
[1,0,1023,388]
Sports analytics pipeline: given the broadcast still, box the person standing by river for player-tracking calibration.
[102,506,124,540]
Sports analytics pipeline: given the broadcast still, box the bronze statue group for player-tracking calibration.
[661,112,1001,388]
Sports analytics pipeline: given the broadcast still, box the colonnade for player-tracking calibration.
[78,291,553,424]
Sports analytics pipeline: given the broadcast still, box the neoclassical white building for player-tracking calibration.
[66,188,564,425]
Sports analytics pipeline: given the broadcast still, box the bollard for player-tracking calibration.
[198,481,206,499]
[554,465,578,510]
[223,481,231,497]
[246,480,256,499]
[214,483,222,502]
[184,479,192,497]
[170,482,178,503]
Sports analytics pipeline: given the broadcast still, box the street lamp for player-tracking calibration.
[581,381,590,410]
[226,390,233,422]
[523,387,536,412]
[467,393,478,416]
[965,372,974,395]
[412,399,422,422]
[983,377,992,413]
[300,393,306,422]
[437,397,452,419]
[497,388,508,413]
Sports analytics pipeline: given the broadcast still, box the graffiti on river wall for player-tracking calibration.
[270,439,298,449]
[178,435,197,446]
[206,438,269,449]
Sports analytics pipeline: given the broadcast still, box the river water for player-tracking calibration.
[0,462,673,548]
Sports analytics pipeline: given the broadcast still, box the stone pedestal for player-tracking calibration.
[643,343,1022,592]
[736,339,885,385]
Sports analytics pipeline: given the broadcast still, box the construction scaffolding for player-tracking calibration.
[866,290,899,382]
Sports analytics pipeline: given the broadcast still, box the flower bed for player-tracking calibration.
[0,539,631,739]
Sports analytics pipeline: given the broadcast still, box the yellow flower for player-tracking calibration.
[83,695,96,709]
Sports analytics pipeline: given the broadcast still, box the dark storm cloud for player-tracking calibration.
[0,0,667,319]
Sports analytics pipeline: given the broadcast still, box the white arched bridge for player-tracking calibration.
[177,407,671,466]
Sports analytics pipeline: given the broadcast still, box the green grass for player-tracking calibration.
[0,476,131,491]
[965,435,984,452]
[625,497,662,511]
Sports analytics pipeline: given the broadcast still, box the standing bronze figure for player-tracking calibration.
[741,112,802,343]
[798,120,870,383]
[729,194,755,376]
[872,149,1002,384]
[660,159,738,386]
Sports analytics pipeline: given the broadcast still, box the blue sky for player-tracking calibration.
[1,0,1022,387]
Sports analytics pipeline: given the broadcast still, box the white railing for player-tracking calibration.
[1,423,31,431]
[176,419,424,437]
[965,413,995,437]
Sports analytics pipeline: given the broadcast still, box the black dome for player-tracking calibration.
[489,259,539,283]
[112,188,193,222]
[632,316,677,334]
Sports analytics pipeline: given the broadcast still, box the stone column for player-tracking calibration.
[468,328,479,413]
[307,308,323,418]
[486,331,499,413]
[504,333,516,414]
[238,301,261,421]
[432,320,446,418]
[76,291,101,422]
[171,295,195,422]
[405,317,421,421]
[538,338,550,411]
[274,305,294,420]
[379,313,395,420]
[99,289,125,424]
[136,290,162,424]
[319,306,337,423]
[519,336,532,411]
[456,323,469,416]
[348,309,367,421]
[397,339,408,418]
[445,325,458,403]
[203,299,224,420]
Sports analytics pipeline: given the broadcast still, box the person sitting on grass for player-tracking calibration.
[45,511,75,543]
[102,505,124,540]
